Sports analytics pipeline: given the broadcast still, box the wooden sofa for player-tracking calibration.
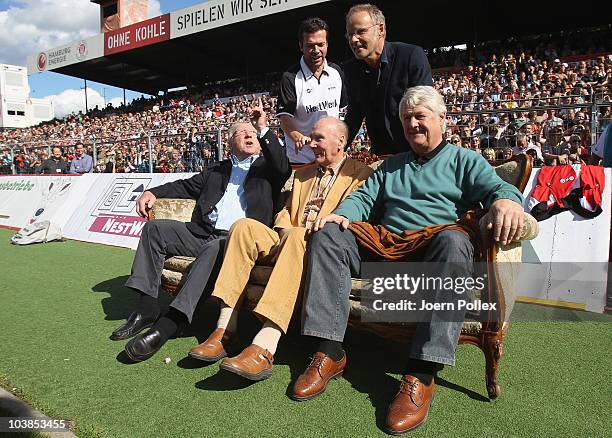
[151,154,538,400]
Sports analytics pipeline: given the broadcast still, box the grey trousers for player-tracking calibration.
[301,224,473,366]
[124,219,227,322]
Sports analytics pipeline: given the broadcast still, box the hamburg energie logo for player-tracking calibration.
[37,52,47,71]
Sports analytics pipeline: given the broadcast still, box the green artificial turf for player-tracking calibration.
[0,228,610,437]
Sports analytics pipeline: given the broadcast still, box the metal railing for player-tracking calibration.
[1,98,610,174]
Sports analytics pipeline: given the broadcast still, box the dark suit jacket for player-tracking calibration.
[344,41,433,156]
[36,158,68,174]
[149,129,291,237]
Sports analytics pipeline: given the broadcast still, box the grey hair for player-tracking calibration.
[399,85,447,131]
[227,121,247,139]
[346,3,385,26]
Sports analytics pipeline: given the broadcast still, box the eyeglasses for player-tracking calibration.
[345,24,378,39]
[232,129,257,137]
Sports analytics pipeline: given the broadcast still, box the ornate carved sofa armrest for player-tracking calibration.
[478,212,539,323]
[148,198,197,222]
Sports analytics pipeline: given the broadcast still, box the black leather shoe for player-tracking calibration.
[110,312,158,341]
[124,329,167,362]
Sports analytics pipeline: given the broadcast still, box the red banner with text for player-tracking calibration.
[104,14,170,55]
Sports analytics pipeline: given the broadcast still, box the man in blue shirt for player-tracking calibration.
[68,143,93,174]
[110,104,291,362]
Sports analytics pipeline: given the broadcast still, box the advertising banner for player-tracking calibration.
[518,166,611,312]
[27,34,104,74]
[104,14,171,56]
[61,173,193,249]
[0,175,93,230]
[171,0,329,39]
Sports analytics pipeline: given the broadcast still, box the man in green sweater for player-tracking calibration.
[290,86,525,434]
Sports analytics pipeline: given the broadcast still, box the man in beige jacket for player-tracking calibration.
[188,117,372,381]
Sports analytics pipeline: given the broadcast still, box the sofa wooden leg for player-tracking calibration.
[483,333,503,400]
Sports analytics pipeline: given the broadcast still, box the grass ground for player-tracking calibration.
[0,228,610,437]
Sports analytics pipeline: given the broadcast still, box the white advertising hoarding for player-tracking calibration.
[171,0,330,38]
[61,173,194,249]
[27,34,104,74]
[518,166,611,312]
[0,175,94,230]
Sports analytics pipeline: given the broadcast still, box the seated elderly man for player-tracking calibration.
[110,104,291,362]
[188,117,372,381]
[292,86,524,434]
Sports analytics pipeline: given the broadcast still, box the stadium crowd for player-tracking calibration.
[0,31,610,174]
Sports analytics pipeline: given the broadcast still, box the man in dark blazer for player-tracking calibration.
[343,3,433,156]
[110,103,291,362]
[36,147,68,174]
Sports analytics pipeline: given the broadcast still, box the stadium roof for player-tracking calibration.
[27,0,609,95]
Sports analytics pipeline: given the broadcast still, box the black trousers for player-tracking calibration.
[125,219,227,322]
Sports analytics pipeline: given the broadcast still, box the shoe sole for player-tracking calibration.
[124,347,159,363]
[124,346,146,362]
[289,370,344,401]
[109,322,154,341]
[219,362,272,381]
[383,393,435,435]
[188,350,227,363]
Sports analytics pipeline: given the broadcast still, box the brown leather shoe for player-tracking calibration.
[219,344,274,381]
[385,374,436,435]
[188,328,235,362]
[290,352,346,401]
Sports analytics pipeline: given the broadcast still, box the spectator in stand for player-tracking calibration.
[514,132,544,164]
[36,147,67,174]
[112,150,137,173]
[482,148,496,163]
[481,125,509,150]
[13,152,29,174]
[69,143,93,174]
[169,149,186,173]
[30,150,45,172]
[542,109,564,138]
[542,126,570,165]
[343,3,433,156]
[155,155,171,173]
[501,147,513,160]
[567,135,586,164]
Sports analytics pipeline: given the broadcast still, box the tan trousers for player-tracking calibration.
[211,218,307,333]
